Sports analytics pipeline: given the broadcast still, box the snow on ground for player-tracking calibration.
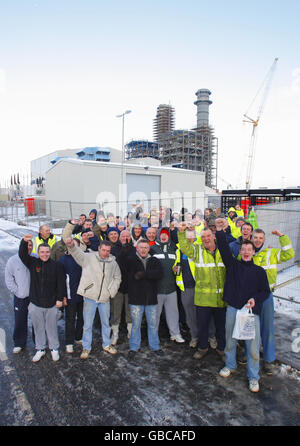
[273,265,300,320]
[279,364,300,382]
[0,216,62,236]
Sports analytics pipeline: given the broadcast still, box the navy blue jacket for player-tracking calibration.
[58,254,83,304]
[216,230,270,315]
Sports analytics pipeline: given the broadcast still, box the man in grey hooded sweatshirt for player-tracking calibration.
[5,239,34,353]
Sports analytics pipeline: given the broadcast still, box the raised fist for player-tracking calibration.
[65,238,74,248]
[178,222,187,233]
[272,229,283,237]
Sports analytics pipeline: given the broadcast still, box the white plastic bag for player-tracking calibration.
[232,305,255,340]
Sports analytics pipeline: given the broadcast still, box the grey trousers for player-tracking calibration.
[28,303,59,350]
[110,292,131,325]
[181,287,198,339]
[156,291,180,337]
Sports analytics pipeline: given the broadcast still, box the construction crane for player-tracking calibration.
[244,57,278,190]
[218,175,233,190]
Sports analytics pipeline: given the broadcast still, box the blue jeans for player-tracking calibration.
[82,298,111,350]
[129,304,160,351]
[225,305,261,381]
[260,293,275,363]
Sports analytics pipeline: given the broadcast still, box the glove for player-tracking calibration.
[134,271,145,280]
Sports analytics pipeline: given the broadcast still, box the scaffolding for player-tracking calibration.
[125,140,159,160]
[153,104,175,143]
[158,126,218,189]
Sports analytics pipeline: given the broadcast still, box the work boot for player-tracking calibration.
[193,348,208,360]
[216,349,226,362]
[127,323,132,339]
[189,338,198,348]
[111,325,119,346]
[80,349,90,360]
[208,336,217,349]
[103,345,117,355]
[263,361,275,376]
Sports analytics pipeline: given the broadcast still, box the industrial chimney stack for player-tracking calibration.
[194,89,212,128]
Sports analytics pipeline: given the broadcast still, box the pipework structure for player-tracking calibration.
[157,89,218,189]
[125,140,159,160]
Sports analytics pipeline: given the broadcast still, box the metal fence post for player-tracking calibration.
[37,199,40,228]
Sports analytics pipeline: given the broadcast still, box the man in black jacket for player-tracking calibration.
[151,228,185,344]
[125,239,164,358]
[19,234,66,363]
[215,218,270,393]
[109,228,133,345]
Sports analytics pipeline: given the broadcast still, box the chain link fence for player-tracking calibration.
[1,197,299,302]
[255,200,300,303]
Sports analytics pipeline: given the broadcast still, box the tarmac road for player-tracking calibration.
[1,228,300,427]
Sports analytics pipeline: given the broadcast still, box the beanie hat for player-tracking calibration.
[160,228,170,237]
[107,227,120,236]
[89,209,97,217]
[81,228,92,234]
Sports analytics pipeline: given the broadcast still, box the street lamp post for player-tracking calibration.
[116,109,131,216]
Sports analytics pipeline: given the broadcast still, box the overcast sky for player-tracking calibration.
[0,0,299,190]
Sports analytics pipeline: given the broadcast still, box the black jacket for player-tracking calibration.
[150,241,177,294]
[113,242,136,294]
[125,253,163,306]
[215,230,270,315]
[19,240,66,308]
[58,254,83,304]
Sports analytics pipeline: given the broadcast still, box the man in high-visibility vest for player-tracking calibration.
[32,225,57,254]
[247,206,258,230]
[177,222,227,361]
[252,228,295,375]
[193,214,205,241]
[235,203,245,218]
[227,208,241,239]
[173,229,198,348]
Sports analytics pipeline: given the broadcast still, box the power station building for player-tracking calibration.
[125,89,218,190]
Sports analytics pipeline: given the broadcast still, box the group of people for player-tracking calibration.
[5,204,294,393]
